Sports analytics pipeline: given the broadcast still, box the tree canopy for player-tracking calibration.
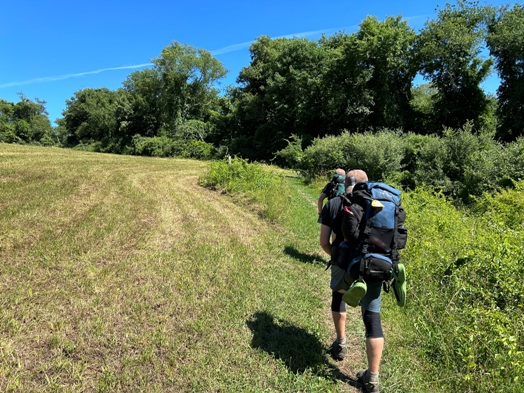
[2,1,523,162]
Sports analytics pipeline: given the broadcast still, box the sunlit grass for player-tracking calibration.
[0,144,361,392]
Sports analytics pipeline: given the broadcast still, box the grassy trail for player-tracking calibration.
[1,145,365,392]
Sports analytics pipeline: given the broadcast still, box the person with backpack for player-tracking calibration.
[318,169,368,362]
[317,168,346,215]
[319,170,407,393]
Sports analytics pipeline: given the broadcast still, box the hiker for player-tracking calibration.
[318,169,368,361]
[319,169,407,393]
[317,168,346,215]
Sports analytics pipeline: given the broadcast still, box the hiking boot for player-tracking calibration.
[330,338,347,361]
[342,280,367,307]
[392,263,406,307]
[357,369,379,393]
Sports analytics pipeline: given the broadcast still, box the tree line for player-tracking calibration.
[1,2,523,167]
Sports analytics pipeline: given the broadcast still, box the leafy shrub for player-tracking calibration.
[39,132,58,146]
[300,134,349,179]
[300,130,404,181]
[400,125,523,203]
[400,132,449,191]
[342,129,404,182]
[73,141,103,152]
[0,123,22,144]
[387,185,524,392]
[179,140,216,160]
[441,124,501,201]
[199,158,290,221]
[131,135,176,157]
[130,135,216,159]
[273,134,305,168]
[500,137,524,185]
[282,126,523,205]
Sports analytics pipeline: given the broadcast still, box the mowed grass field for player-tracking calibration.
[0,144,364,392]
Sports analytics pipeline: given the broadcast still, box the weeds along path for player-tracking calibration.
[0,144,362,392]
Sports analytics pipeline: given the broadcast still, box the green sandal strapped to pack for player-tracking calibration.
[391,263,406,307]
[342,279,367,307]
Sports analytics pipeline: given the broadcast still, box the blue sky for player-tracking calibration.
[0,0,516,125]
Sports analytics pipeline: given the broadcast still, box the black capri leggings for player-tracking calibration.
[331,291,346,313]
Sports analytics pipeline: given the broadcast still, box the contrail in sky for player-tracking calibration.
[0,63,153,89]
[0,17,427,89]
[209,26,357,55]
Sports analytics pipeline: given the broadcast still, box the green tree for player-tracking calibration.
[319,32,374,133]
[233,36,328,160]
[0,95,53,144]
[62,88,120,148]
[409,83,437,133]
[353,16,417,130]
[487,4,524,141]
[415,0,494,133]
[123,41,226,142]
[122,68,163,137]
[0,99,16,142]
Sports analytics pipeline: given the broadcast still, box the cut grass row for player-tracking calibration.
[0,145,363,392]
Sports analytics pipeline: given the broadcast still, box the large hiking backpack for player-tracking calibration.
[340,182,407,283]
[326,174,346,200]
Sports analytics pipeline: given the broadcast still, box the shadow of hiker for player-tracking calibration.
[246,311,358,387]
[283,245,325,266]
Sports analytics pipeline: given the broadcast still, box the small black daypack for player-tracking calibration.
[341,182,408,283]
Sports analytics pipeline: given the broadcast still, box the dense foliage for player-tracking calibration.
[0,95,54,145]
[390,184,524,392]
[278,125,524,203]
[1,2,523,160]
[198,158,290,221]
[200,159,524,392]
[486,3,524,141]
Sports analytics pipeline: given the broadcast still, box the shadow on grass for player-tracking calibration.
[283,245,325,266]
[246,311,358,387]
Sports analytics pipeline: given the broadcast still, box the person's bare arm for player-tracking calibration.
[317,193,327,214]
[320,224,332,256]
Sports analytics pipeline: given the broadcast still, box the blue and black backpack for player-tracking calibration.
[340,182,408,283]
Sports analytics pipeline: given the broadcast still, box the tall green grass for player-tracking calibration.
[382,186,524,393]
[205,159,524,392]
[198,158,291,222]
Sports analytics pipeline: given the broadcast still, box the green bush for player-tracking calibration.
[281,127,523,204]
[342,129,404,182]
[198,158,290,221]
[400,132,449,191]
[73,141,103,152]
[300,130,404,182]
[386,185,524,392]
[273,134,305,169]
[300,134,349,179]
[441,124,500,201]
[130,135,216,159]
[0,123,22,144]
[131,135,176,157]
[179,140,216,160]
[500,137,524,185]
